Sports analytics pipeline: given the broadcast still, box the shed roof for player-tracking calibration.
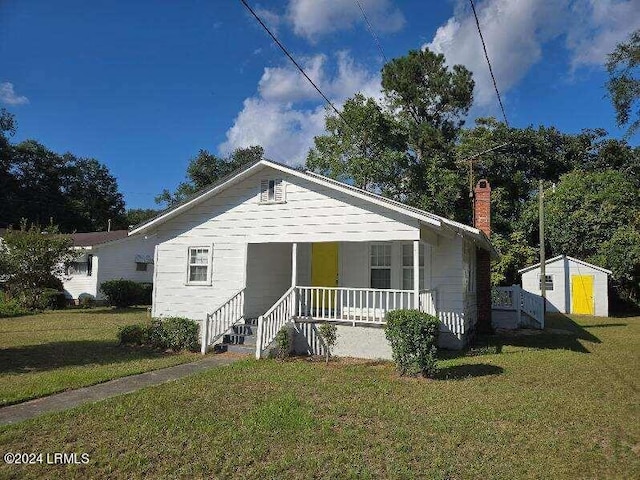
[518,254,612,275]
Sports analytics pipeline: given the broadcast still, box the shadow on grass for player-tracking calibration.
[581,323,627,329]
[0,340,177,374]
[440,313,604,360]
[69,307,150,315]
[436,363,503,380]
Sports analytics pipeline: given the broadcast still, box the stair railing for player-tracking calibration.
[201,288,245,354]
[255,286,296,359]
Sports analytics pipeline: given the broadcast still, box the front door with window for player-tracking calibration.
[311,242,338,308]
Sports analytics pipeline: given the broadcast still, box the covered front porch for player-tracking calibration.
[202,239,446,357]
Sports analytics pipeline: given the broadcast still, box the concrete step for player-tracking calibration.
[222,333,256,346]
[214,343,255,355]
[244,317,259,326]
[232,324,256,335]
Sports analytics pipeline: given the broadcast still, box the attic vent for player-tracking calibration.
[479,180,487,188]
[260,179,285,203]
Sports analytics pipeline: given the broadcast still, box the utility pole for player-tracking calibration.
[539,180,546,315]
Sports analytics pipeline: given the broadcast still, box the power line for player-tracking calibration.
[468,0,509,127]
[354,0,388,63]
[239,0,350,128]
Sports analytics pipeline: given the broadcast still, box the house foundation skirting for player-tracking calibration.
[290,321,466,360]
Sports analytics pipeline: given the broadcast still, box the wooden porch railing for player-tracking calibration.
[201,288,245,354]
[255,286,295,359]
[296,286,416,325]
[492,285,544,328]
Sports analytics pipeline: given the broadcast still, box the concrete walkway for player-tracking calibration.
[0,355,240,426]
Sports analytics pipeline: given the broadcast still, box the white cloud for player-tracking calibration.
[425,0,639,108]
[0,82,29,105]
[567,0,640,68]
[287,0,405,42]
[254,7,281,35]
[220,52,381,165]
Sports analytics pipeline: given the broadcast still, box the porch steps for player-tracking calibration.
[213,320,258,355]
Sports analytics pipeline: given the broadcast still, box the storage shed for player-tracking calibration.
[518,255,610,317]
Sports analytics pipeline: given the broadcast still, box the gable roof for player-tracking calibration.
[518,254,612,275]
[70,230,128,247]
[129,159,498,257]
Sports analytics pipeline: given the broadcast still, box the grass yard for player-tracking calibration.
[1,313,639,479]
[0,308,200,406]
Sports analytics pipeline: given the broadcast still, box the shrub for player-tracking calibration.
[38,288,67,310]
[317,323,338,364]
[0,292,29,318]
[275,326,292,360]
[138,283,153,305]
[100,279,144,308]
[117,318,198,352]
[78,293,96,309]
[385,309,440,378]
[118,324,148,345]
[160,317,199,351]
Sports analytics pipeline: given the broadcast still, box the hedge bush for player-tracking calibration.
[38,288,67,310]
[119,318,199,351]
[100,279,144,308]
[118,324,148,345]
[0,292,30,318]
[159,317,199,351]
[275,326,292,360]
[138,283,153,305]
[385,309,440,378]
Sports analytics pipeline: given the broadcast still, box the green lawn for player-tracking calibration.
[1,314,639,479]
[0,307,200,406]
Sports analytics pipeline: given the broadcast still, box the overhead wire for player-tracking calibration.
[468,0,509,127]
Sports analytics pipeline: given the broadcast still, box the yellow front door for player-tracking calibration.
[311,242,338,308]
[571,275,594,315]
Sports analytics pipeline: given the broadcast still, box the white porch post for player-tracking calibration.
[291,242,298,287]
[413,240,420,309]
[291,243,298,319]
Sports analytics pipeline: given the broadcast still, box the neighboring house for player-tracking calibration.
[519,255,610,317]
[63,230,156,302]
[129,159,498,358]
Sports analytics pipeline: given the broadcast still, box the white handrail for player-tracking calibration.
[419,289,437,316]
[201,288,245,354]
[255,286,295,359]
[296,286,421,326]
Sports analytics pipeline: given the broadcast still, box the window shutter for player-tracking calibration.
[260,180,269,202]
[274,179,284,202]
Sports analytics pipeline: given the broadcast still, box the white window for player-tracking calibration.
[463,243,476,293]
[402,243,425,290]
[187,247,212,285]
[260,179,285,203]
[370,244,391,289]
[67,254,92,276]
[539,274,554,291]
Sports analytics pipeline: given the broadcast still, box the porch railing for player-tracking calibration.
[492,285,544,328]
[296,286,416,325]
[255,286,295,359]
[201,288,245,354]
[418,289,437,317]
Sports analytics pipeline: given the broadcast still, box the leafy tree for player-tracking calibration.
[124,208,161,228]
[606,29,640,138]
[0,114,126,232]
[593,225,640,304]
[0,221,75,310]
[156,146,266,207]
[307,94,406,194]
[490,231,538,286]
[317,323,338,364]
[63,155,126,231]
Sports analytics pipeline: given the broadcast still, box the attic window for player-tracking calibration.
[260,179,285,203]
[539,274,554,291]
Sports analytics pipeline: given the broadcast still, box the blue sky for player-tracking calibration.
[2,0,638,210]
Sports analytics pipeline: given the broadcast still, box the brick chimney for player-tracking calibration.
[474,179,491,237]
[474,179,492,334]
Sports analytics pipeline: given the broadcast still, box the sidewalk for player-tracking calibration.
[0,355,240,426]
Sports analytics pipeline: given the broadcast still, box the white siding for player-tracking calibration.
[151,165,422,320]
[521,256,609,317]
[430,235,466,338]
[62,252,98,300]
[95,235,155,299]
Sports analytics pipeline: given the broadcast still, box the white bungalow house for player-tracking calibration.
[63,230,156,302]
[129,160,498,358]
